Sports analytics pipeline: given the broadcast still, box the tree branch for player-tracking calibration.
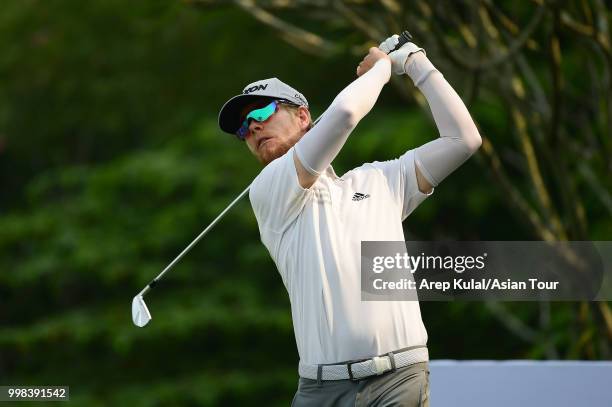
[232,0,338,56]
[485,302,538,343]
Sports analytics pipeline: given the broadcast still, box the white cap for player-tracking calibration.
[218,78,308,135]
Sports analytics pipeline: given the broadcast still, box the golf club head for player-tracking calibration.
[132,295,152,327]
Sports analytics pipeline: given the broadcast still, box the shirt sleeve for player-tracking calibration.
[369,149,433,221]
[405,53,482,187]
[249,147,312,236]
[294,59,391,175]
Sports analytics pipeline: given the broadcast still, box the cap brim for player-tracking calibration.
[218,94,276,135]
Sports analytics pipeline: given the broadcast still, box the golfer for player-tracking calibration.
[218,35,481,406]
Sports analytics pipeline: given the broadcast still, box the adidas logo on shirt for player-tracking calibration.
[352,192,370,201]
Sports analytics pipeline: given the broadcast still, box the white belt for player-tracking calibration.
[298,345,428,382]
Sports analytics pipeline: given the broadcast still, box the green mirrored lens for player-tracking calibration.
[237,101,278,139]
[245,101,277,122]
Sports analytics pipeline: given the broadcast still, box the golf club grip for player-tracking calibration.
[388,30,413,54]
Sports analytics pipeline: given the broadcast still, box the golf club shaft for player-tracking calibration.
[139,184,251,296]
[138,31,413,297]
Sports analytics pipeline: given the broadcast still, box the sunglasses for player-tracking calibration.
[236,100,297,139]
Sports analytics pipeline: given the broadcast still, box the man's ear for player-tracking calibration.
[297,106,311,131]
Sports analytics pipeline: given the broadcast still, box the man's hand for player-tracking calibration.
[356,47,391,77]
[378,34,425,75]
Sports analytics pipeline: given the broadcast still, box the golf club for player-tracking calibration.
[131,185,250,327]
[132,31,413,327]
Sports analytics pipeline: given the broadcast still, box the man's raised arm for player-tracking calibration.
[294,48,392,188]
[380,35,482,194]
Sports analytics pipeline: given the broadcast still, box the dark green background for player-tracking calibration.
[1,1,610,406]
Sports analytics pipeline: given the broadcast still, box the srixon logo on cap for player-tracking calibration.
[244,84,268,94]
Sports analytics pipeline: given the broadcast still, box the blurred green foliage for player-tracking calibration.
[0,1,610,406]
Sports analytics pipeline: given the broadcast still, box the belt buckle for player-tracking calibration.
[372,356,392,375]
[347,356,391,381]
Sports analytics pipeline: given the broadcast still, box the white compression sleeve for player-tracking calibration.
[294,59,391,175]
[406,53,482,187]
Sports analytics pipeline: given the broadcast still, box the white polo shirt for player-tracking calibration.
[249,146,431,366]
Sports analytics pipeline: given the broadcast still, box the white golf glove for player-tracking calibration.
[379,34,425,75]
